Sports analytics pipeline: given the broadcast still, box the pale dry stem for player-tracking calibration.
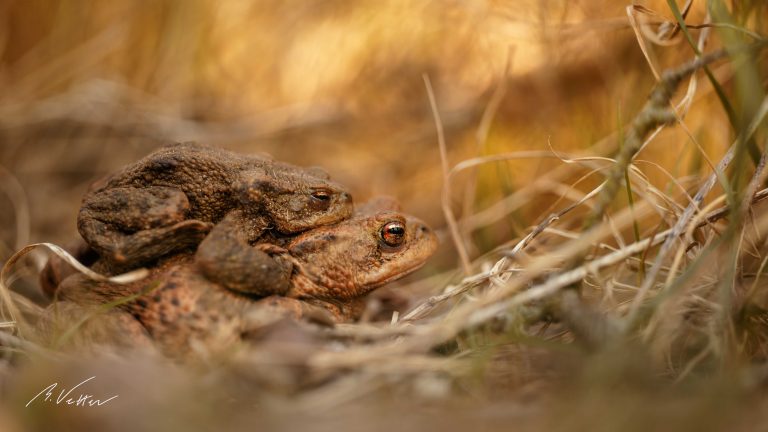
[0,242,149,336]
[423,73,472,275]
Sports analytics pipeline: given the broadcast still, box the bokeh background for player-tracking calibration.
[1,0,719,269]
[2,1,767,431]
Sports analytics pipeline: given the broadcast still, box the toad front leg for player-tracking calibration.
[78,186,213,271]
[195,210,293,297]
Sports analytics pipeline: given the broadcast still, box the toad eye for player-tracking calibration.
[309,189,333,210]
[311,189,332,202]
[380,221,406,247]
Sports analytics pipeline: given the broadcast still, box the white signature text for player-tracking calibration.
[26,376,118,408]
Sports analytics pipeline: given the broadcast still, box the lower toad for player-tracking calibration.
[44,198,437,356]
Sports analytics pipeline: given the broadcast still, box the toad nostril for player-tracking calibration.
[417,224,430,235]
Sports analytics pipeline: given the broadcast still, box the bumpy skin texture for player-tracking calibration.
[77,141,353,295]
[194,210,294,297]
[53,200,438,357]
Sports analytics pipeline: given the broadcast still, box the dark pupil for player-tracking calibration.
[312,191,330,201]
[382,223,405,246]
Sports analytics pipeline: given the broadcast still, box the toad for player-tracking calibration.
[77,141,353,295]
[48,198,437,356]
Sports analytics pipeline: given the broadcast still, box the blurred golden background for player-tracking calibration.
[2,2,768,431]
[0,0,757,296]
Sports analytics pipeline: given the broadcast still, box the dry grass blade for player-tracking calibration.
[465,230,666,328]
[583,48,731,233]
[402,184,768,351]
[0,165,30,254]
[423,73,472,275]
[627,5,662,81]
[397,197,660,349]
[461,47,515,253]
[626,96,768,323]
[403,176,606,323]
[0,242,149,332]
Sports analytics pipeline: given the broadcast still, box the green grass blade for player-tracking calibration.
[666,0,761,166]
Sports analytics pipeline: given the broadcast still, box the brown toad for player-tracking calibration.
[49,198,437,356]
[77,141,353,295]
